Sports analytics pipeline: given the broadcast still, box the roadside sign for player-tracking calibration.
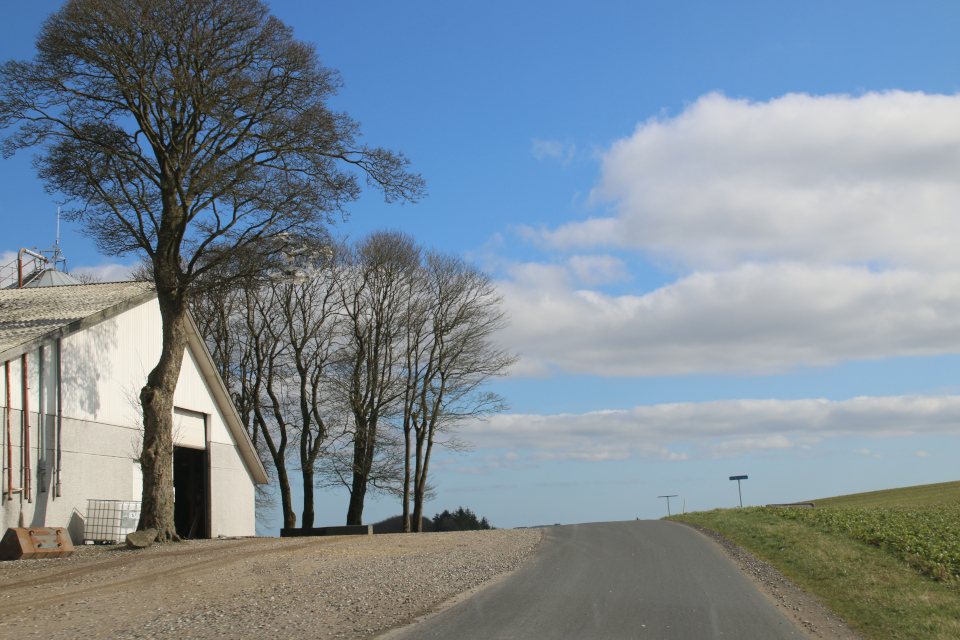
[658,494,678,517]
[729,475,748,507]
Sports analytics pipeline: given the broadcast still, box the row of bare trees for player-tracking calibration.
[2,0,427,540]
[192,230,515,532]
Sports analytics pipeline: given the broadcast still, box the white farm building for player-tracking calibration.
[0,280,268,542]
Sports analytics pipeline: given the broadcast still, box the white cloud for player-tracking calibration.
[449,484,517,492]
[0,251,17,288]
[537,91,960,271]
[503,92,960,377]
[915,451,932,458]
[499,261,960,376]
[567,254,629,286]
[72,263,136,283]
[461,394,960,461]
[455,452,537,474]
[708,435,794,458]
[531,139,577,165]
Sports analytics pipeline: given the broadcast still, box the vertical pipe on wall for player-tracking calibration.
[4,360,11,501]
[22,353,31,503]
[38,345,46,494]
[56,339,62,498]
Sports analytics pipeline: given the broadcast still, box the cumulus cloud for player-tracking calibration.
[501,92,960,377]
[538,91,960,271]
[567,254,630,286]
[460,394,960,461]
[499,261,960,376]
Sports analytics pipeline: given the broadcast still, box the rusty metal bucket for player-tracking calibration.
[0,527,75,560]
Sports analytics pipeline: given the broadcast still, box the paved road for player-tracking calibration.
[383,520,804,639]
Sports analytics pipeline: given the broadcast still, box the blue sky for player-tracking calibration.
[3,1,960,531]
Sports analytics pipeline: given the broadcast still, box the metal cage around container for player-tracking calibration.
[84,500,141,544]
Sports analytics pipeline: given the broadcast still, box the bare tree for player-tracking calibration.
[0,0,424,539]
[401,252,516,532]
[333,231,420,525]
[189,269,278,528]
[271,264,343,529]
[240,283,299,528]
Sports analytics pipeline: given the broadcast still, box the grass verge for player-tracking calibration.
[670,508,960,640]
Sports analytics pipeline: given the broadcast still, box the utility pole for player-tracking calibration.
[658,494,678,517]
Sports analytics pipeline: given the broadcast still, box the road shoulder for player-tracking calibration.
[676,521,867,640]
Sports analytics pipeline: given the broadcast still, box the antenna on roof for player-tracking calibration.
[56,206,60,249]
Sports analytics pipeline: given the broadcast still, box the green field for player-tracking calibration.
[807,480,960,509]
[671,480,960,640]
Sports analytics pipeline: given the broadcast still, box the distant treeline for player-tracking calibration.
[373,506,493,534]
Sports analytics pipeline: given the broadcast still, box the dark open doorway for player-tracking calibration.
[173,446,208,539]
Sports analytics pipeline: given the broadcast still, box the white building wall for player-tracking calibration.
[1,297,259,539]
[1,410,140,543]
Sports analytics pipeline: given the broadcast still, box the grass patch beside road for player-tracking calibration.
[670,508,960,640]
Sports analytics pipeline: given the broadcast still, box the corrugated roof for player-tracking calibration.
[0,281,155,355]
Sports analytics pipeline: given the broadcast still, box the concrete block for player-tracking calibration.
[280,525,372,537]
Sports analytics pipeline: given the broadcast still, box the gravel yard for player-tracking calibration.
[0,529,543,640]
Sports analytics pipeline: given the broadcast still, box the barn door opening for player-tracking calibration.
[173,446,208,539]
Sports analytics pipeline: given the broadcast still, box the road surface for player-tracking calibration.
[382,520,805,639]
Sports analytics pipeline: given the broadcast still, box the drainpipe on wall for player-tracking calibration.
[56,339,62,498]
[38,345,46,494]
[22,353,31,503]
[4,360,12,501]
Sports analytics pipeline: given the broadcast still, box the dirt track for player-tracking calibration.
[0,530,543,639]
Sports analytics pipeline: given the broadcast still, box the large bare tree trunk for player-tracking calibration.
[345,475,366,525]
[346,416,374,525]
[275,463,296,529]
[138,282,189,541]
[411,420,435,532]
[402,425,412,533]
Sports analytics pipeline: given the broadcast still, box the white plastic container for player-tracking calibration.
[84,499,142,544]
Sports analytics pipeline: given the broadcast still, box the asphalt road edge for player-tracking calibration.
[373,528,547,639]
[674,520,868,640]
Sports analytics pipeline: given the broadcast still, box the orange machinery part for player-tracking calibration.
[0,527,75,560]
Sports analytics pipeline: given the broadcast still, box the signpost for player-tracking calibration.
[729,475,748,508]
[658,494,678,517]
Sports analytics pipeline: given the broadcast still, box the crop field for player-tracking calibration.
[808,480,960,509]
[768,505,960,585]
[673,480,960,639]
